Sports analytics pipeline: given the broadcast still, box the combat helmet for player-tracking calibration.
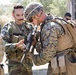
[24,2,43,22]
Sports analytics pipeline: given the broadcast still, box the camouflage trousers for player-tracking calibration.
[8,60,33,75]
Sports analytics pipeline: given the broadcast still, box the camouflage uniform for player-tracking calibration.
[24,2,76,75]
[1,21,33,75]
[32,15,64,64]
[33,15,76,75]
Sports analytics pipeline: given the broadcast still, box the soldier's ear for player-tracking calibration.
[12,12,14,17]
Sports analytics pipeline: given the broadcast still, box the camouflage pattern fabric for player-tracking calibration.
[1,21,33,75]
[33,15,76,75]
[8,60,32,75]
[24,2,76,75]
[33,15,64,65]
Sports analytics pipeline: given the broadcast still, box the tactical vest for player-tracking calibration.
[6,21,33,62]
[41,16,76,75]
[41,15,72,75]
[41,16,76,51]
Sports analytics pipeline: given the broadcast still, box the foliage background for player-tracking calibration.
[0,0,67,17]
[0,0,67,25]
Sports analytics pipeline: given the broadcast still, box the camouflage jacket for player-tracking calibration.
[33,15,65,65]
[1,21,33,62]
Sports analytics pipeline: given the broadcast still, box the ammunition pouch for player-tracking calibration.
[66,52,76,75]
[12,35,24,43]
[58,55,66,74]
[6,49,24,62]
[51,57,59,74]
[50,55,66,74]
[6,35,24,62]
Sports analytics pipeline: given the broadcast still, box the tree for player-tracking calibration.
[9,0,67,17]
[40,0,53,13]
[39,0,67,17]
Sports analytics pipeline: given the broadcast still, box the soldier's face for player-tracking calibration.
[66,16,71,20]
[13,8,24,25]
[32,10,46,25]
[64,16,71,20]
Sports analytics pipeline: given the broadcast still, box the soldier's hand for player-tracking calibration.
[15,39,26,50]
[32,36,36,46]
[26,52,33,60]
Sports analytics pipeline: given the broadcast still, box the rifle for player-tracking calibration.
[21,25,38,62]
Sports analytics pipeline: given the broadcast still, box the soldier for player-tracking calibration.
[63,12,71,20]
[22,2,76,75]
[1,4,33,75]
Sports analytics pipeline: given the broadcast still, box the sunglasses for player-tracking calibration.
[66,18,71,20]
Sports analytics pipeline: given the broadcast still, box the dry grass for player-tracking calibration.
[0,15,12,26]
